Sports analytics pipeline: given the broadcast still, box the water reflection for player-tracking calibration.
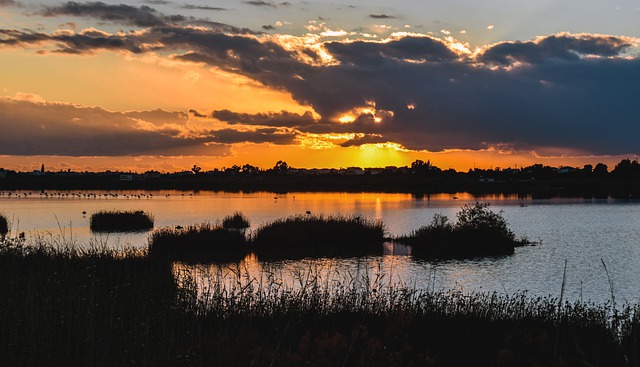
[173,255,430,303]
[2,190,640,306]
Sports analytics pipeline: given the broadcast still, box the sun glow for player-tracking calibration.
[339,114,356,123]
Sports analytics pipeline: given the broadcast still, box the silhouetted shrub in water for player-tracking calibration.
[399,202,530,259]
[89,210,154,232]
[251,214,385,259]
[0,215,7,235]
[222,212,250,230]
[149,223,247,263]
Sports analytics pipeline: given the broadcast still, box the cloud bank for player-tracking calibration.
[0,97,296,156]
[1,2,639,158]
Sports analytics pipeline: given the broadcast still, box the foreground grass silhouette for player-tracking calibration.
[1,236,639,366]
[0,214,7,235]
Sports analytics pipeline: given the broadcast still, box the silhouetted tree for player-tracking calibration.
[191,165,202,174]
[411,159,441,175]
[224,165,241,174]
[273,161,289,173]
[411,159,430,169]
[612,159,640,178]
[593,163,608,176]
[241,164,260,174]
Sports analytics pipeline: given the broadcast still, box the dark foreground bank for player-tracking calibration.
[1,237,639,366]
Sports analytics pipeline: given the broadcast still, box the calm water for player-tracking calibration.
[1,190,639,305]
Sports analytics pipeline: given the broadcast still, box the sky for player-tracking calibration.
[0,0,638,172]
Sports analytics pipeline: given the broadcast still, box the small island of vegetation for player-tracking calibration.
[398,202,531,259]
[149,223,247,263]
[251,214,386,259]
[89,210,154,233]
[145,204,529,262]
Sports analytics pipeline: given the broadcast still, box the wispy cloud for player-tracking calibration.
[181,4,228,11]
[243,1,275,8]
[369,14,395,19]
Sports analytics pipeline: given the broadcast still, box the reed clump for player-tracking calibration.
[399,202,531,259]
[0,237,177,367]
[149,223,247,263]
[251,214,386,259]
[89,210,154,232]
[0,214,7,235]
[221,211,250,230]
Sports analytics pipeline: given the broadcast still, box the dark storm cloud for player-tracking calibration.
[262,24,275,31]
[369,14,395,19]
[248,34,640,155]
[324,36,459,65]
[177,32,639,155]
[339,134,388,147]
[479,34,635,65]
[42,2,177,27]
[212,110,316,127]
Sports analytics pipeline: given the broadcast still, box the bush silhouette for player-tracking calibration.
[222,212,250,230]
[401,202,528,259]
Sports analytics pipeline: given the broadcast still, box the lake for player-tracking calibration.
[1,189,639,306]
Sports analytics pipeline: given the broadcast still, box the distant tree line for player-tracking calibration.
[1,158,640,180]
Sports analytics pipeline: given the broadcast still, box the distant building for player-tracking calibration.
[345,167,364,175]
[556,167,577,174]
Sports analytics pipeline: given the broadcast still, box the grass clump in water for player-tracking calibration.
[149,223,247,263]
[399,202,530,259]
[0,214,7,235]
[222,211,250,231]
[89,210,154,232]
[251,214,385,259]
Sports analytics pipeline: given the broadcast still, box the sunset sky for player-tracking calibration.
[0,0,638,172]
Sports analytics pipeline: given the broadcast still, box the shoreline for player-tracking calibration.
[1,174,640,198]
